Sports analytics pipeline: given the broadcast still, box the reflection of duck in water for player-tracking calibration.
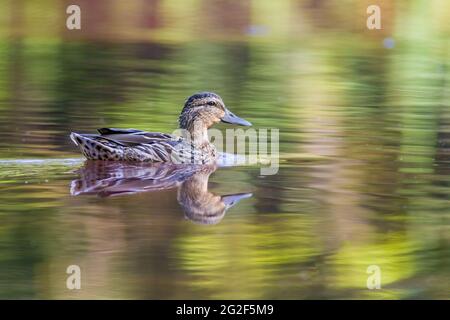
[70,161,252,225]
[70,92,251,164]
[176,168,252,224]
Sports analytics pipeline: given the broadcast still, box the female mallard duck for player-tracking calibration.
[70,92,251,164]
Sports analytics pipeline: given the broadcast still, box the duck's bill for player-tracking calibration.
[221,108,252,126]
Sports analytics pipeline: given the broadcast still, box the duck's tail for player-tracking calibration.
[70,132,122,160]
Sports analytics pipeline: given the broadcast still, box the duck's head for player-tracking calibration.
[179,92,251,131]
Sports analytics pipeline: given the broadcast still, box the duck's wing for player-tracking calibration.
[97,128,144,135]
[96,128,179,147]
[72,128,184,162]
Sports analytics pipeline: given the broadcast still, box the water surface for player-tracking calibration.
[0,0,449,299]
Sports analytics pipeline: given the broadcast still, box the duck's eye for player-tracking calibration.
[207,101,216,106]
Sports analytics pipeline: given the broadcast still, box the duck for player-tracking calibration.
[70,92,251,164]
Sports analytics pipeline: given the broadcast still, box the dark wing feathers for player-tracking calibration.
[96,128,178,147]
[97,128,144,135]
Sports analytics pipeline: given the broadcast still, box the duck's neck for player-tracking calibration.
[180,122,211,147]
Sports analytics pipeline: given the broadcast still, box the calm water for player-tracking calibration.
[0,1,449,299]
